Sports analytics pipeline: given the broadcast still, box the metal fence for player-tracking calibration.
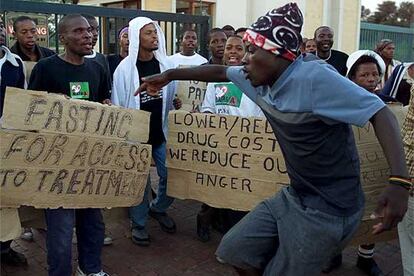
[0,0,211,57]
[360,22,414,62]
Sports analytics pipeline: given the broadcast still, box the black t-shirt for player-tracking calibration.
[107,54,123,77]
[313,49,349,76]
[28,55,110,103]
[136,57,165,146]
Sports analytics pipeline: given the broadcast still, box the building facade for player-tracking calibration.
[79,0,361,54]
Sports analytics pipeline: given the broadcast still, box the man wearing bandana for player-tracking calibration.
[138,3,411,275]
[375,39,401,90]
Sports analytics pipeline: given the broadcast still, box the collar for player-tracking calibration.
[85,50,97,59]
[12,41,42,61]
[1,45,20,67]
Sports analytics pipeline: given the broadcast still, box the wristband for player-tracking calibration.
[389,176,413,191]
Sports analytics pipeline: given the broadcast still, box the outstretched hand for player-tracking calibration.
[135,72,170,96]
[371,184,409,235]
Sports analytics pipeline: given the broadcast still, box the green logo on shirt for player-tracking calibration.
[70,82,90,99]
[214,83,242,107]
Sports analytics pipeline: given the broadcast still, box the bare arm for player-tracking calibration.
[370,106,409,234]
[136,65,229,96]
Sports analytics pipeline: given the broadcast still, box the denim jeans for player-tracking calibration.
[129,142,174,227]
[216,187,363,276]
[45,208,104,276]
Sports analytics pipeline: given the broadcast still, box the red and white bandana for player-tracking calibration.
[243,3,303,61]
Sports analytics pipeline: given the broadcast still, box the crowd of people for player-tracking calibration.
[0,2,413,276]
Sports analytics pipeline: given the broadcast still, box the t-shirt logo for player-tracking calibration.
[70,82,90,99]
[214,83,242,108]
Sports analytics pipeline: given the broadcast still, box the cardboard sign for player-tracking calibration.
[2,87,150,143]
[24,61,37,83]
[0,88,152,209]
[176,80,207,112]
[167,111,289,211]
[167,107,408,243]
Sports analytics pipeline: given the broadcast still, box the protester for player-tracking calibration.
[28,14,110,276]
[82,14,111,83]
[0,16,27,268]
[235,27,247,39]
[323,50,389,276]
[381,62,414,106]
[314,26,348,76]
[169,29,207,67]
[197,35,263,242]
[399,82,414,276]
[222,24,235,37]
[137,3,410,275]
[305,38,316,53]
[195,27,227,240]
[206,28,227,65]
[111,17,177,247]
[375,39,401,90]
[11,16,55,62]
[11,15,56,242]
[107,26,129,77]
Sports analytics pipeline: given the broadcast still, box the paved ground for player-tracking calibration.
[1,170,404,276]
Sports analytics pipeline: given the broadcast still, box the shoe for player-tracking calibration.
[76,266,109,276]
[322,254,342,273]
[131,226,150,246]
[356,256,384,276]
[1,248,28,267]
[21,228,34,242]
[103,235,113,246]
[149,210,176,233]
[196,214,210,242]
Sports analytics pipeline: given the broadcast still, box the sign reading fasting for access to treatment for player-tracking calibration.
[0,87,152,209]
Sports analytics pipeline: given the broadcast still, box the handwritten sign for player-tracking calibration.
[0,88,152,208]
[176,80,207,112]
[2,88,150,143]
[167,111,288,211]
[167,107,407,243]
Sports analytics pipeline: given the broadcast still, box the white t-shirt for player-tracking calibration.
[201,82,264,117]
[168,52,207,68]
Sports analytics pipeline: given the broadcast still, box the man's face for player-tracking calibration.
[224,37,245,66]
[381,43,395,60]
[140,23,158,52]
[315,27,334,53]
[119,32,129,54]
[305,39,316,53]
[0,19,6,46]
[208,31,226,59]
[181,30,197,54]
[14,19,37,50]
[242,44,278,87]
[87,18,99,47]
[351,62,380,93]
[60,17,93,56]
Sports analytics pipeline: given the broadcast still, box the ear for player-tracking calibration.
[58,33,65,45]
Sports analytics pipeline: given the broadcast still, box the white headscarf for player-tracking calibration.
[346,50,386,78]
[112,17,171,109]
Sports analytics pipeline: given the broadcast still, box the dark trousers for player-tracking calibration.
[45,208,104,276]
[0,240,12,254]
